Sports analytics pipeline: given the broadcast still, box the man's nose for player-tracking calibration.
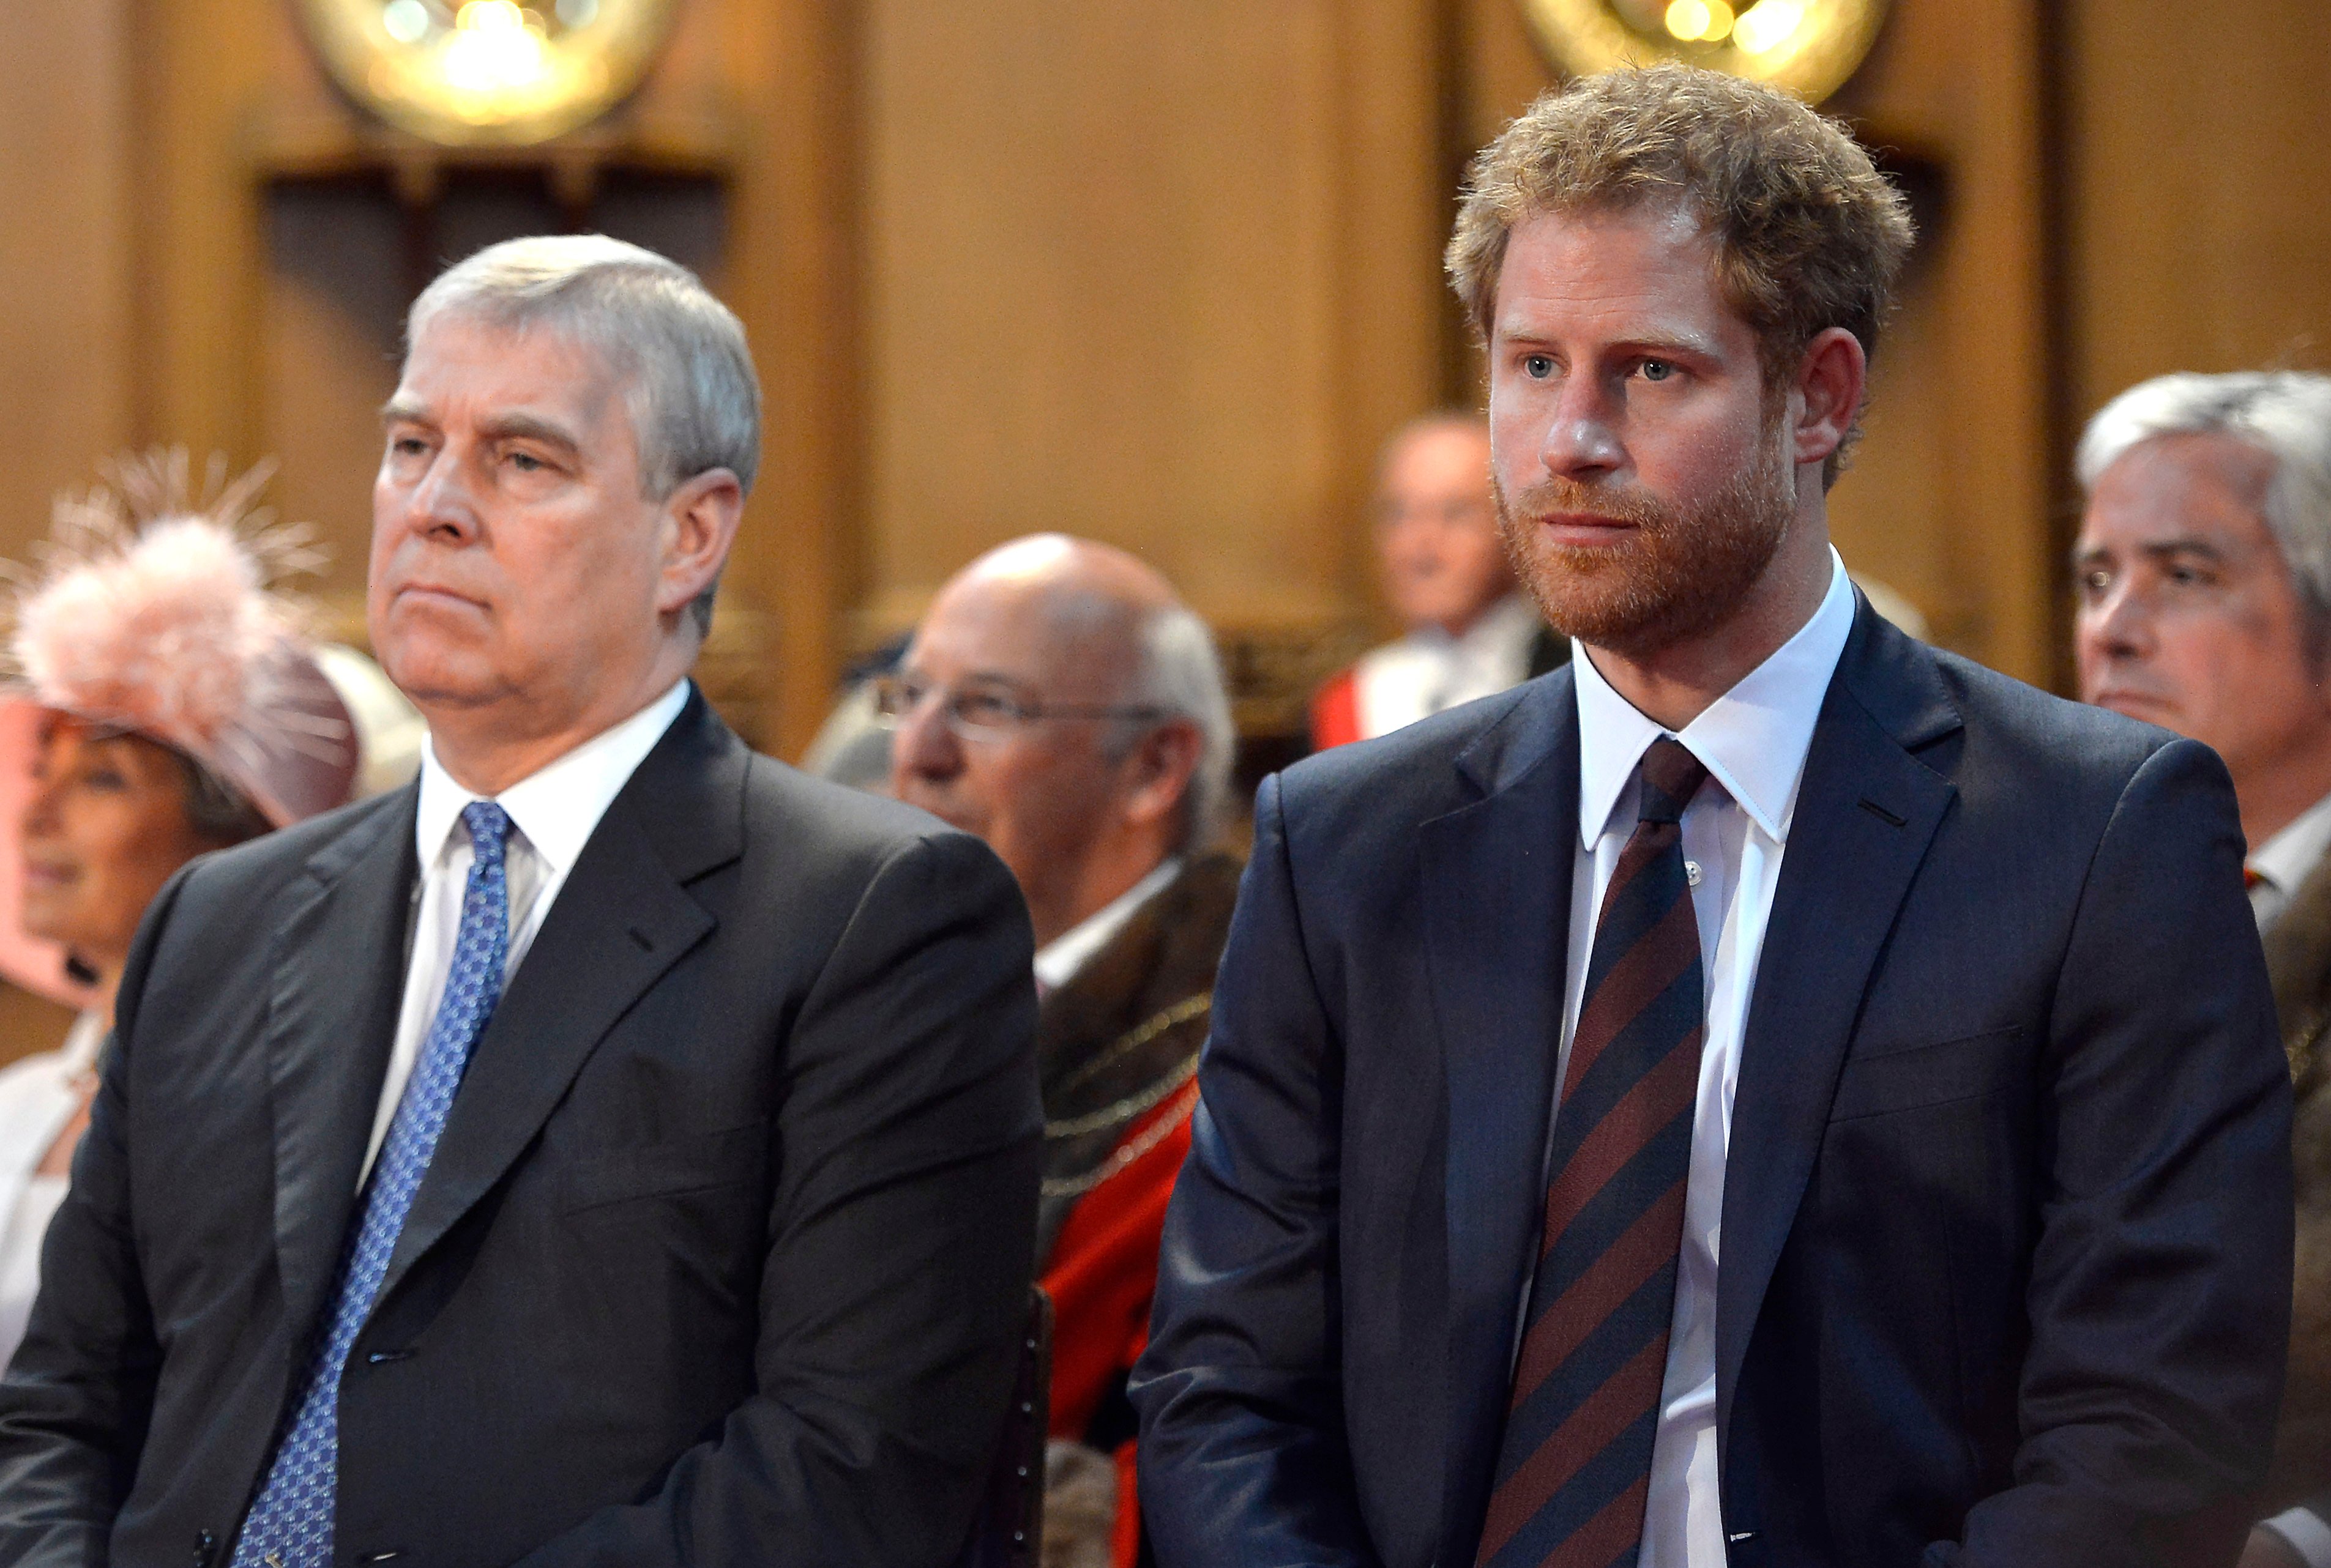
[1536,381,1625,483]
[889,693,963,784]
[2079,571,2144,652]
[2077,575,2153,670]
[401,451,483,544]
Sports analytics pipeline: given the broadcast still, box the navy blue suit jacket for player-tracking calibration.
[1132,603,2294,1567]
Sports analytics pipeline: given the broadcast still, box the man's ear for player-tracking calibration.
[1120,719,1204,834]
[1790,326,1867,473]
[656,469,746,619]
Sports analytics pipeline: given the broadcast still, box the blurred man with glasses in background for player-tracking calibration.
[884,533,1239,1568]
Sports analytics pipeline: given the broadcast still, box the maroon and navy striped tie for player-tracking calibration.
[1477,735,1710,1568]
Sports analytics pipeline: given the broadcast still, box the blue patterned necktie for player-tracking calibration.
[233,801,514,1568]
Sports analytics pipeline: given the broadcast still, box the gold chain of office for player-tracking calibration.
[1040,1079,1203,1200]
[1038,994,1213,1199]
[1045,993,1212,1121]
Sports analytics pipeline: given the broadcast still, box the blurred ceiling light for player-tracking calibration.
[293,0,677,146]
[1663,0,1739,43]
[440,1,549,97]
[1732,0,1808,53]
[1518,0,1887,102]
[1663,0,1712,40]
[381,0,430,45]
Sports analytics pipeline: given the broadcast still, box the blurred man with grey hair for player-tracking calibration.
[2074,368,2331,1567]
[885,535,1237,1568]
[0,235,1043,1568]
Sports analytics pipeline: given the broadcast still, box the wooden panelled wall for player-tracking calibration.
[0,0,2325,751]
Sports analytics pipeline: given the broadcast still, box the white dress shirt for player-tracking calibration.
[1544,550,1855,1568]
[360,680,690,1183]
[1032,858,1184,994]
[2247,787,2331,930]
[1352,593,1553,741]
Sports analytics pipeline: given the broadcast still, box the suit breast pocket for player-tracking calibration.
[559,1123,770,1214]
[1829,1027,2023,1123]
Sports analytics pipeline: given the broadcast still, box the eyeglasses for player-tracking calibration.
[871,674,1168,741]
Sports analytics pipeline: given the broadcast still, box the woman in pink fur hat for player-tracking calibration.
[0,453,419,1366]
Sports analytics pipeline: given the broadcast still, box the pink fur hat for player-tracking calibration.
[0,453,365,1005]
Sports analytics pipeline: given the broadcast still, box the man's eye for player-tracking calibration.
[955,693,1017,727]
[1523,355,1554,379]
[509,451,546,472]
[1641,359,1675,382]
[2079,569,2112,596]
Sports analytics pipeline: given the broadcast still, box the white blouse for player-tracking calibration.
[0,1013,103,1370]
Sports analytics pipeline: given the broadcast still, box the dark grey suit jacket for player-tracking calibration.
[1133,601,2294,1567]
[0,688,1043,1567]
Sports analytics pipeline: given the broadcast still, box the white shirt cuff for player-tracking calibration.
[2264,1507,2331,1568]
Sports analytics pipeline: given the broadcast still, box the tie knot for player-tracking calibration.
[461,800,513,864]
[1636,737,1707,826]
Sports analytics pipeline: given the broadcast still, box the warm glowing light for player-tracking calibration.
[381,0,430,43]
[1663,0,1712,40]
[1661,0,1737,42]
[441,0,549,100]
[298,0,681,144]
[1731,0,1808,54]
[1514,0,1887,103]
[459,0,523,31]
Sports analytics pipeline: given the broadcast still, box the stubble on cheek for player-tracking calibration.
[1493,430,1796,660]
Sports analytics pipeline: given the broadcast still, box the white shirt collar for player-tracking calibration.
[2248,787,2331,897]
[1032,857,1184,992]
[414,680,692,871]
[1575,549,1857,848]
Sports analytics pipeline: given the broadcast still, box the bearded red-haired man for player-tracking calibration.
[1134,65,2291,1568]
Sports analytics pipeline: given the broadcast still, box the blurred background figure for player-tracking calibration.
[884,533,1236,1568]
[2073,370,2331,1566]
[1310,413,1565,749]
[798,636,909,794]
[0,453,418,1368]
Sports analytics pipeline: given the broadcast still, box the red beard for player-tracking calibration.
[1494,425,1796,660]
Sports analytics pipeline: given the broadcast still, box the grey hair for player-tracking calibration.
[2077,371,2331,631]
[1106,604,1236,852]
[407,235,763,634]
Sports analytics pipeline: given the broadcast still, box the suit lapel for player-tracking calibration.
[1427,675,1578,1568]
[1712,608,1960,1462]
[375,694,747,1308]
[264,792,419,1346]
